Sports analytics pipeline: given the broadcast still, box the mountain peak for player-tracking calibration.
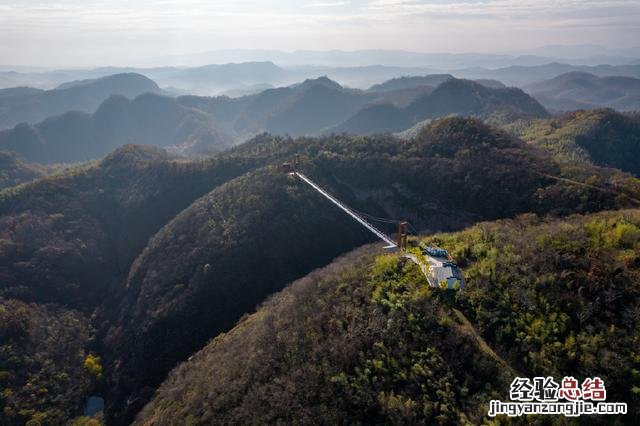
[368,74,454,92]
[295,76,343,91]
[432,77,482,91]
[548,71,599,82]
[54,72,160,92]
[101,144,172,168]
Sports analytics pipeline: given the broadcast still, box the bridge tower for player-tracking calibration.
[397,221,408,251]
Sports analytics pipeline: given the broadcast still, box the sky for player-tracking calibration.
[1,0,640,67]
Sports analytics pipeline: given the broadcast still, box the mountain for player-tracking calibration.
[367,74,507,93]
[330,104,412,135]
[264,81,373,136]
[525,72,640,112]
[0,141,294,423]
[0,87,43,99]
[395,118,434,140]
[0,77,456,149]
[367,74,506,94]
[176,77,433,137]
[0,64,441,95]
[2,118,640,424]
[178,77,364,135]
[407,79,548,123]
[135,208,640,424]
[0,143,263,305]
[296,65,438,90]
[99,118,640,423]
[2,116,631,308]
[518,44,640,61]
[135,245,512,425]
[367,74,454,92]
[474,79,506,89]
[333,79,549,135]
[0,73,161,129]
[510,109,640,175]
[453,63,640,86]
[0,150,44,189]
[0,93,232,163]
[3,59,640,98]
[101,167,377,423]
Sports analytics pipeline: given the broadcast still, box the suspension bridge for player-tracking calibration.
[282,161,465,289]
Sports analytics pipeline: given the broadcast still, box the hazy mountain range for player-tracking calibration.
[332,78,548,135]
[454,63,640,87]
[509,109,640,175]
[0,73,161,129]
[2,63,640,168]
[0,74,552,164]
[0,92,232,163]
[153,46,640,68]
[3,59,640,97]
[525,72,640,112]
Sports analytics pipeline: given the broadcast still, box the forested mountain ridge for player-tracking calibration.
[98,118,640,423]
[0,75,551,166]
[525,72,640,112]
[175,76,541,138]
[0,144,263,306]
[1,118,639,424]
[175,76,419,137]
[367,74,455,92]
[0,73,161,130]
[366,74,506,93]
[135,246,513,425]
[0,299,97,425]
[454,62,640,86]
[406,78,548,124]
[135,209,640,424]
[508,109,640,175]
[332,79,549,135]
[0,144,278,425]
[0,150,45,189]
[0,75,416,164]
[0,93,233,163]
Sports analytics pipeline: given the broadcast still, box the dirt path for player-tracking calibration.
[452,308,519,378]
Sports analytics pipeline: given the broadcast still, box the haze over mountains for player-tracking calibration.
[3,51,640,97]
[2,62,640,167]
[333,78,548,134]
[1,42,640,426]
[0,73,161,129]
[0,74,552,163]
[155,46,640,68]
[526,72,640,112]
[0,92,232,163]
